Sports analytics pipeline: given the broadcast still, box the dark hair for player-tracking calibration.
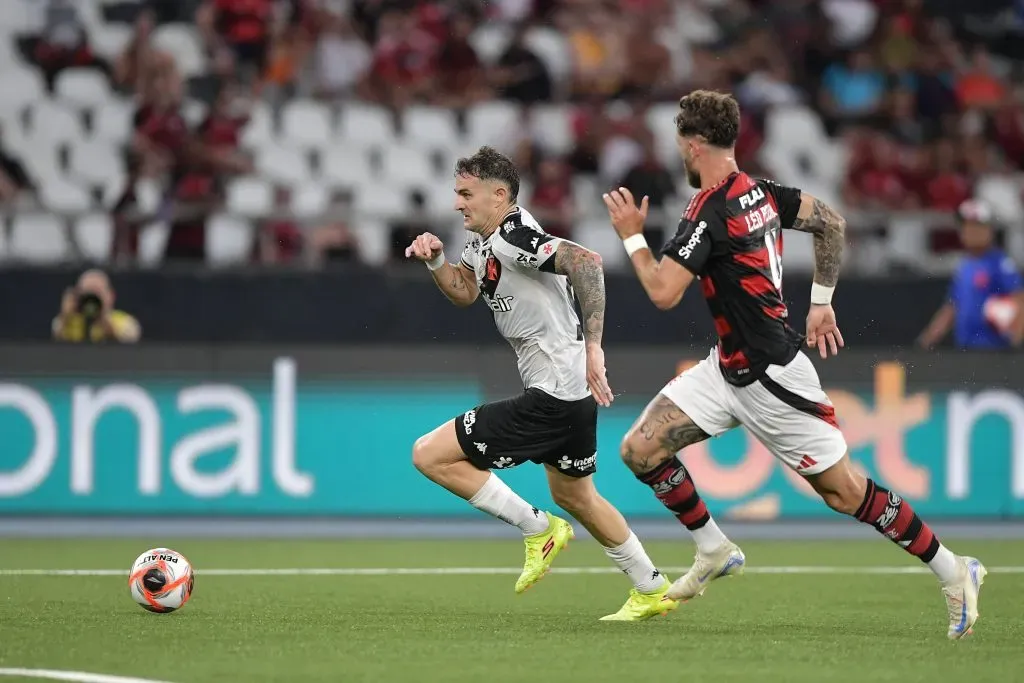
[674,90,741,149]
[455,146,519,202]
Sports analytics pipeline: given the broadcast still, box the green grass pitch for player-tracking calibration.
[1,538,1023,683]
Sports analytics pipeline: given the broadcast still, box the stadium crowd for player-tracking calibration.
[0,0,1022,271]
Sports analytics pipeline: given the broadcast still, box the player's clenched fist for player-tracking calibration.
[404,233,445,262]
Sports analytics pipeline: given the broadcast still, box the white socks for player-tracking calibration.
[604,531,667,593]
[691,517,730,554]
[468,473,549,536]
[928,544,960,583]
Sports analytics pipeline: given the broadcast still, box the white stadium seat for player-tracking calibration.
[226,176,273,217]
[73,213,114,262]
[292,184,329,219]
[256,145,310,185]
[466,101,521,150]
[68,139,126,189]
[0,67,45,119]
[10,213,70,264]
[152,24,206,77]
[27,100,85,146]
[281,101,333,148]
[41,180,93,214]
[402,106,461,149]
[55,69,114,109]
[240,102,276,149]
[379,144,434,187]
[338,104,394,146]
[91,98,135,144]
[528,104,574,155]
[321,146,374,188]
[206,214,254,265]
[87,24,133,61]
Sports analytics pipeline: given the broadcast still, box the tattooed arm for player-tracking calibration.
[790,194,846,289]
[553,242,605,346]
[429,262,479,307]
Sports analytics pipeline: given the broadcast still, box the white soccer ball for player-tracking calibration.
[128,547,195,613]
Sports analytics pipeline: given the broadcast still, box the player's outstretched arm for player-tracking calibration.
[405,232,479,307]
[790,194,846,291]
[603,187,695,310]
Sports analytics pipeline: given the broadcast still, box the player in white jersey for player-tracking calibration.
[406,146,678,621]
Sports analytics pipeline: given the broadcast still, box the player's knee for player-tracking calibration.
[619,430,665,475]
[411,435,438,476]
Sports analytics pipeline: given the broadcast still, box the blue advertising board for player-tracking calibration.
[2,356,1023,518]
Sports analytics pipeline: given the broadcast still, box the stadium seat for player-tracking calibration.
[182,98,208,127]
[465,101,521,150]
[351,219,390,265]
[0,67,45,120]
[379,144,434,187]
[240,101,276,149]
[28,100,86,146]
[281,100,333,149]
[10,214,71,264]
[468,24,512,65]
[137,222,169,267]
[975,174,1024,225]
[779,229,815,275]
[55,69,114,109]
[226,176,273,217]
[402,106,462,149]
[73,213,114,263]
[87,24,133,62]
[91,98,135,144]
[528,105,574,155]
[68,139,126,190]
[523,28,572,88]
[292,183,329,219]
[338,104,395,146]
[353,183,408,223]
[152,24,206,77]
[41,180,93,214]
[646,102,683,170]
[321,145,374,188]
[206,214,254,265]
[575,217,627,270]
[256,145,311,185]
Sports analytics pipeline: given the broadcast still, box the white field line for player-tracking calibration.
[0,669,175,683]
[1,565,1023,577]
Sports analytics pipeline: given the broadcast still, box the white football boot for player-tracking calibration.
[666,541,746,601]
[942,555,987,640]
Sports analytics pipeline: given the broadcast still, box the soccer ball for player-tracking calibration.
[128,547,195,613]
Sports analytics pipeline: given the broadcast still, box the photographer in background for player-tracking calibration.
[918,200,1024,350]
[52,269,141,344]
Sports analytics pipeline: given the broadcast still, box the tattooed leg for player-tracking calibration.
[621,395,731,550]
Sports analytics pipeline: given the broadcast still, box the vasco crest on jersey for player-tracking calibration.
[480,251,514,313]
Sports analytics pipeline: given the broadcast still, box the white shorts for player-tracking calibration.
[660,347,848,475]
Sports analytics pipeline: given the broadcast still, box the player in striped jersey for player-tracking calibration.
[602,90,986,639]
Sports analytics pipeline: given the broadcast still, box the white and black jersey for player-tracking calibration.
[459,206,589,403]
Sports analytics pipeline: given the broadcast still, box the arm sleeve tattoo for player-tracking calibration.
[790,197,845,287]
[553,242,606,346]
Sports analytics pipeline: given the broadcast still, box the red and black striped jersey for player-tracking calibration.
[664,172,804,387]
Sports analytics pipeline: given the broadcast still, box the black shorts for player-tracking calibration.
[455,388,598,478]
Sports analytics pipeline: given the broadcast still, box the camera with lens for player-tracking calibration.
[76,291,104,321]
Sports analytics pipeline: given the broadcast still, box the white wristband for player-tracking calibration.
[426,253,446,271]
[810,283,835,305]
[622,234,649,257]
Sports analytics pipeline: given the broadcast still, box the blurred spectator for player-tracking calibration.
[528,157,574,239]
[918,200,1024,349]
[309,190,360,265]
[255,185,304,264]
[165,172,225,262]
[620,15,674,101]
[30,0,110,92]
[567,6,626,99]
[313,14,372,100]
[52,269,141,344]
[819,49,887,129]
[113,9,174,96]
[492,25,553,104]
[617,140,676,235]
[359,10,438,109]
[956,46,1007,111]
[434,13,490,107]
[0,125,36,204]
[196,0,275,82]
[390,191,437,261]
